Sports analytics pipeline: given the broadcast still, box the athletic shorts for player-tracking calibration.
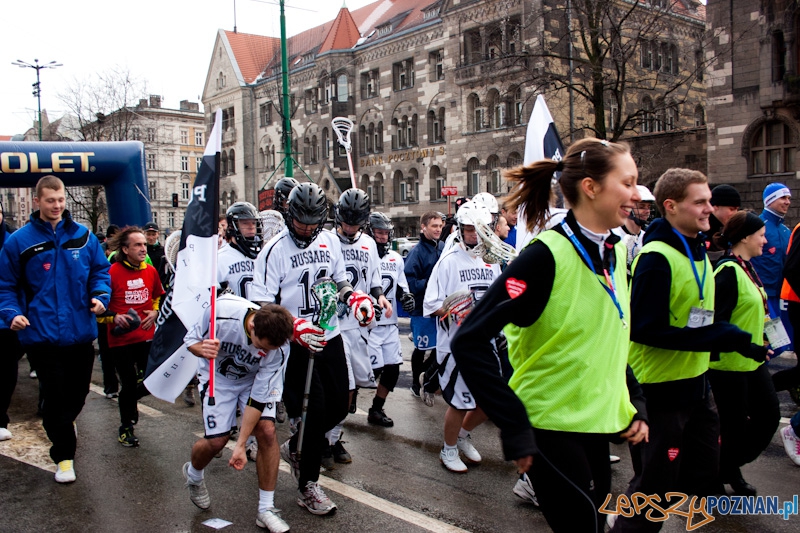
[437,348,498,411]
[411,316,437,350]
[368,324,402,368]
[341,328,376,389]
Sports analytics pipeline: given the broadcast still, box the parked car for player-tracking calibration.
[393,237,419,257]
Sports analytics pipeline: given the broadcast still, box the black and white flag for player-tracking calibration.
[144,110,221,402]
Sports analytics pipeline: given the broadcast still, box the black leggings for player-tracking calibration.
[0,329,24,428]
[531,429,611,533]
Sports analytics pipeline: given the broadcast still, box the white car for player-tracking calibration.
[393,237,419,257]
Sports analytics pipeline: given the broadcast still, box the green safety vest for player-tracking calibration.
[504,230,636,434]
[709,260,765,372]
[628,240,713,384]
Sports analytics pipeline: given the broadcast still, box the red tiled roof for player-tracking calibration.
[224,31,280,83]
[318,7,361,53]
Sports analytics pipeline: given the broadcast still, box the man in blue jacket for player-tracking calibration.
[403,211,443,398]
[0,176,110,484]
[752,182,793,353]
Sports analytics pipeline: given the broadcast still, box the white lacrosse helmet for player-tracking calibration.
[471,192,500,214]
[456,201,492,255]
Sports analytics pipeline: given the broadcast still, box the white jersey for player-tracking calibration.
[442,227,460,255]
[423,245,501,354]
[338,232,382,331]
[375,250,409,326]
[251,227,347,340]
[217,243,256,299]
[515,206,568,250]
[612,226,646,271]
[184,294,289,404]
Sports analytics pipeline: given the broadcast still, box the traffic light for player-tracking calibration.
[172,193,179,207]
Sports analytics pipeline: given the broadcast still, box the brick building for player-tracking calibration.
[203,0,707,235]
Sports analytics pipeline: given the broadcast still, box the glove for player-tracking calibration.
[347,290,375,326]
[742,343,769,363]
[293,318,326,353]
[400,292,415,313]
[372,296,383,321]
[441,290,476,328]
[111,308,141,336]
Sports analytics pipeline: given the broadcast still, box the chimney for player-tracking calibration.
[180,100,200,111]
[139,99,148,108]
[149,95,162,108]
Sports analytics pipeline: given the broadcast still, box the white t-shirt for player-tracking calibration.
[423,245,501,354]
[375,249,409,327]
[184,293,289,402]
[251,228,347,340]
[217,244,256,299]
[338,231,382,331]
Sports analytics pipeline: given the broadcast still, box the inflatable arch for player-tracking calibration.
[0,141,151,227]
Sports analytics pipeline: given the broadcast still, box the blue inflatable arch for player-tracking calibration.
[0,141,151,227]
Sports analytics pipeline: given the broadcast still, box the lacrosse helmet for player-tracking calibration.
[455,200,493,255]
[472,192,500,228]
[274,177,300,217]
[335,188,370,244]
[226,202,262,259]
[287,183,328,249]
[367,212,394,258]
[630,185,656,229]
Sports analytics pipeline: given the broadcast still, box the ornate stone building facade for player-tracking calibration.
[203,0,706,235]
[706,0,800,224]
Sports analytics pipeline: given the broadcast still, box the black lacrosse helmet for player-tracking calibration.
[287,183,328,249]
[335,188,370,244]
[226,202,262,259]
[274,177,300,218]
[367,212,394,258]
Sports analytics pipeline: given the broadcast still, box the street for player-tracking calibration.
[2,319,800,533]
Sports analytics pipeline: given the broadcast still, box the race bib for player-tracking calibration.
[765,316,791,349]
[687,307,714,328]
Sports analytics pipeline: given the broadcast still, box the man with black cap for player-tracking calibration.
[707,184,741,265]
[143,222,165,270]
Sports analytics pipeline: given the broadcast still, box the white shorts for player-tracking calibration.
[437,350,491,411]
[342,328,376,389]
[367,324,402,368]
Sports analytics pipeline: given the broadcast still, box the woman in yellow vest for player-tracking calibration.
[709,211,779,495]
[452,138,649,533]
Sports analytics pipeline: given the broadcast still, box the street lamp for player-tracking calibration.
[11,59,62,141]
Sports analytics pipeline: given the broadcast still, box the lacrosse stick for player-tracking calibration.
[440,290,477,328]
[332,117,358,189]
[473,219,518,265]
[296,276,338,462]
[259,209,286,243]
[164,230,182,274]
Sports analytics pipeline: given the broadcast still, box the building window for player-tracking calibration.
[228,149,235,174]
[373,173,384,205]
[750,121,796,175]
[168,212,175,228]
[180,130,188,144]
[152,212,158,225]
[513,87,524,126]
[196,156,203,170]
[182,182,190,200]
[392,59,414,91]
[429,50,444,81]
[467,158,481,196]
[149,180,157,200]
[221,151,228,176]
[361,69,379,99]
[337,74,348,102]
[195,131,204,145]
[319,74,334,105]
[608,100,619,132]
[147,153,156,170]
[695,51,704,82]
[464,29,482,65]
[642,97,654,133]
[180,156,189,171]
[322,128,330,159]
[428,108,445,144]
[487,155,500,194]
[132,128,140,140]
[774,31,787,82]
[146,128,156,142]
[260,103,272,126]
[430,166,444,200]
[305,89,318,114]
[694,105,705,127]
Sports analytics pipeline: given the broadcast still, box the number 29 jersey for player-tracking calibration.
[375,249,409,327]
[251,227,347,340]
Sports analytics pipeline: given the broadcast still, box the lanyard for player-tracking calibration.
[672,229,707,304]
[733,256,771,317]
[560,221,626,326]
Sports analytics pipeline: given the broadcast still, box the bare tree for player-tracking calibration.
[57,67,148,232]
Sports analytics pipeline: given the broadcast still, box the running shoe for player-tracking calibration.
[297,481,337,515]
[513,473,539,506]
[55,460,76,483]
[182,461,211,509]
[457,435,481,464]
[256,508,290,532]
[280,440,300,481]
[332,439,352,464]
[781,425,800,466]
[118,426,139,447]
[367,407,394,427]
[440,447,467,473]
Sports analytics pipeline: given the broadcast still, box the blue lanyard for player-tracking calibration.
[672,229,707,303]
[560,221,626,326]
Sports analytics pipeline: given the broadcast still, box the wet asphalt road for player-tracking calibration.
[2,319,800,532]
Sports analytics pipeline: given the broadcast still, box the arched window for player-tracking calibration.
[376,121,384,152]
[467,157,481,195]
[311,135,318,163]
[220,191,229,211]
[410,114,418,146]
[655,98,666,133]
[487,155,500,194]
[360,174,370,192]
[391,117,399,150]
[359,125,368,155]
[750,120,796,175]
[393,170,404,203]
[259,148,265,170]
[507,152,522,168]
[322,128,330,159]
[269,145,276,170]
[429,165,444,200]
[642,97,654,133]
[486,88,503,129]
[468,94,484,132]
[229,149,235,173]
[408,168,419,202]
[373,172,384,205]
[303,137,311,163]
[229,190,237,204]
[221,151,229,176]
[367,123,375,153]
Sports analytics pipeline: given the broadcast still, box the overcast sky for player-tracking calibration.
[1,0,376,136]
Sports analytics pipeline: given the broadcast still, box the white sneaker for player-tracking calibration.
[246,437,258,462]
[297,481,337,515]
[440,447,468,473]
[513,473,539,506]
[256,508,290,532]
[609,454,621,464]
[781,425,800,466]
[457,435,482,464]
[182,461,211,509]
[0,427,12,441]
[55,460,76,483]
[30,370,37,379]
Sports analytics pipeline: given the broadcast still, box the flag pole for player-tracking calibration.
[208,146,220,406]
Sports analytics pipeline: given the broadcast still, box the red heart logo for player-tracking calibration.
[506,278,527,299]
[769,247,777,254]
[43,263,51,271]
[667,447,679,461]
